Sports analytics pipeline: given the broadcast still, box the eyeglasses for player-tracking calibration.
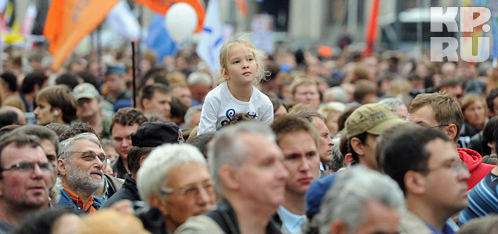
[1,162,54,174]
[425,161,469,177]
[63,151,108,163]
[161,181,215,198]
[430,124,449,129]
[449,162,469,176]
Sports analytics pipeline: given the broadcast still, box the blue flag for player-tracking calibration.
[146,13,177,62]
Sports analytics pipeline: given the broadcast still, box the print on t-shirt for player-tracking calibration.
[221,109,237,126]
[220,108,259,126]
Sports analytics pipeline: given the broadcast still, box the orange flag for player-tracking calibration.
[363,0,380,57]
[231,0,247,16]
[44,0,120,71]
[131,0,206,33]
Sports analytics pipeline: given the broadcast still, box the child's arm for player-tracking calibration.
[197,96,219,135]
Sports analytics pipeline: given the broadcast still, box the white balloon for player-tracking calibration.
[164,3,198,43]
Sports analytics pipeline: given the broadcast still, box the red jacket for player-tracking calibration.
[458,148,496,190]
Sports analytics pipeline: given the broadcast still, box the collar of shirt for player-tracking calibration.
[278,206,306,234]
[100,179,110,200]
[320,162,328,171]
[63,187,97,214]
[425,221,456,234]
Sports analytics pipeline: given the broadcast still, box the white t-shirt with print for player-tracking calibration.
[198,82,274,135]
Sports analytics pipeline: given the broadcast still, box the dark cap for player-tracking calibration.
[131,122,184,147]
[305,173,339,219]
[105,64,125,76]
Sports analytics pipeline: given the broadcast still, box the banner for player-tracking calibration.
[44,0,120,71]
[364,0,380,56]
[20,3,36,36]
[231,0,248,16]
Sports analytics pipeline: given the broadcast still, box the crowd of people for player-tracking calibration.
[1,35,498,234]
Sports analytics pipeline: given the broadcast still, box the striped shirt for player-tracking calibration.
[459,171,498,224]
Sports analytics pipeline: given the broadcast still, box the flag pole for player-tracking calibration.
[131,41,137,108]
[97,24,103,93]
[137,5,143,81]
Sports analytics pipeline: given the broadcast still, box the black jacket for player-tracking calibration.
[205,199,282,234]
[111,156,128,179]
[102,174,140,208]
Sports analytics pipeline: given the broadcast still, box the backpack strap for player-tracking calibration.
[205,199,240,234]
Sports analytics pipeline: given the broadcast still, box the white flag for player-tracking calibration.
[20,3,37,36]
[196,0,223,78]
[106,0,140,41]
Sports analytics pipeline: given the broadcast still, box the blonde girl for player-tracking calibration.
[197,38,273,134]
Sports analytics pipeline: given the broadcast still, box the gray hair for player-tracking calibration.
[137,144,206,205]
[379,97,406,113]
[324,87,349,103]
[59,133,102,161]
[184,105,202,127]
[187,72,212,85]
[208,122,275,194]
[145,113,167,122]
[12,125,60,156]
[329,144,345,172]
[316,166,405,234]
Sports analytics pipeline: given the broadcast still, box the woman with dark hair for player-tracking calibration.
[270,97,287,119]
[481,116,498,164]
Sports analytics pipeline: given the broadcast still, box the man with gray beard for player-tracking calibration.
[57,133,107,214]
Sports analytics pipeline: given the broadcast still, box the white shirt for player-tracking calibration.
[198,82,274,134]
[277,206,306,234]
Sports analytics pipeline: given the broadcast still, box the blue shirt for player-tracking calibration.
[58,188,104,214]
[459,171,498,224]
[191,98,203,107]
[277,206,306,234]
[425,221,457,234]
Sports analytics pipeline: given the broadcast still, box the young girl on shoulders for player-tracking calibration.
[197,38,274,134]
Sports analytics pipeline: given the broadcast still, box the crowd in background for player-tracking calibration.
[0,36,498,234]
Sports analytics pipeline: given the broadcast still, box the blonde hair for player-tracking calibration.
[217,37,268,85]
[318,102,346,119]
[409,92,463,142]
[461,93,486,113]
[388,79,412,96]
[166,71,187,85]
[76,210,150,234]
[289,78,318,96]
[2,96,26,112]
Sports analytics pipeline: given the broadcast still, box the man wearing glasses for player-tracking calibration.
[102,121,184,208]
[137,144,215,233]
[58,133,107,214]
[0,133,53,233]
[408,92,495,190]
[177,122,289,234]
[382,126,469,234]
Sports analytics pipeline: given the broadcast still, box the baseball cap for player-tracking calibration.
[73,83,100,100]
[131,121,184,147]
[346,103,406,139]
[305,173,339,219]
